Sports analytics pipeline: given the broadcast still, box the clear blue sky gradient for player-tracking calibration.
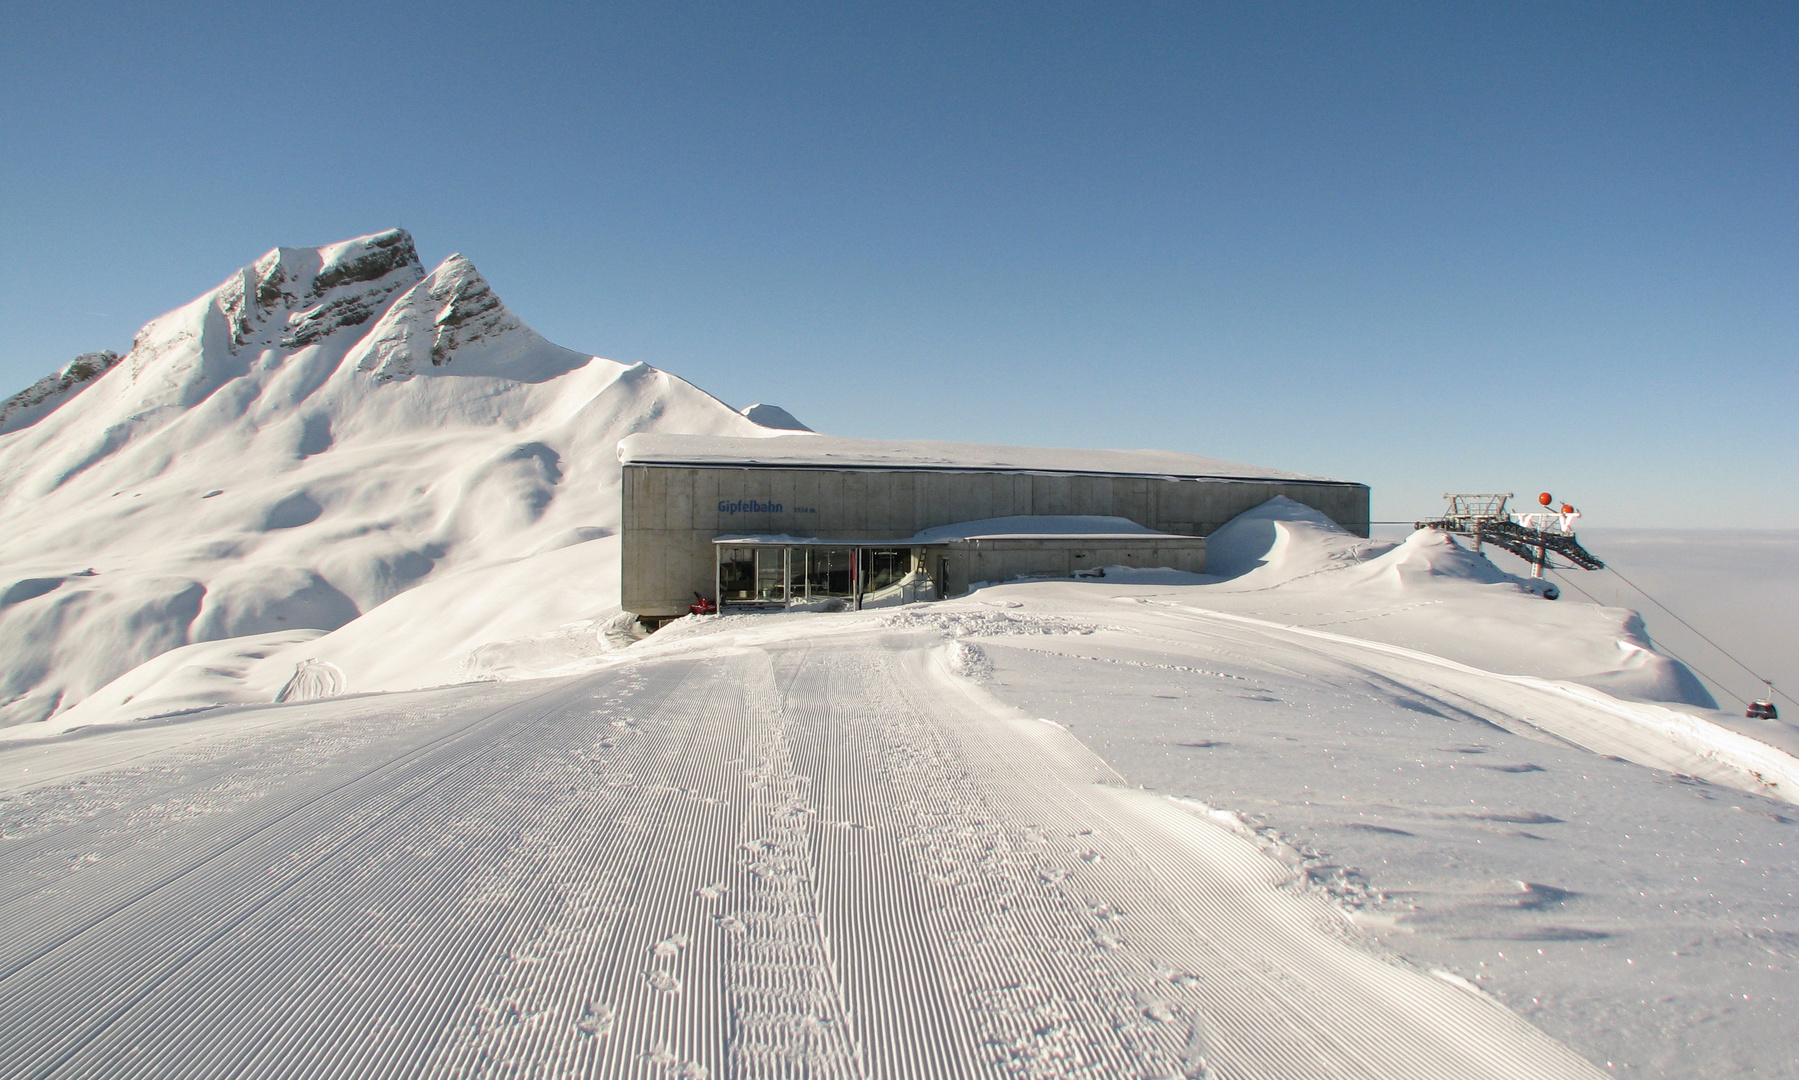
[2,2,1793,525]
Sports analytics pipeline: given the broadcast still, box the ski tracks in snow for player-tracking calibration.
[0,628,1605,1079]
[1130,603,1799,802]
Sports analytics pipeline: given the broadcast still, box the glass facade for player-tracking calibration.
[716,543,931,609]
[861,549,912,595]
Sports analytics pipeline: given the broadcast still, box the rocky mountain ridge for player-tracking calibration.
[0,351,121,436]
[0,229,789,727]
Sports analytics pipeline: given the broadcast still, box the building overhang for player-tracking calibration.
[621,432,1359,487]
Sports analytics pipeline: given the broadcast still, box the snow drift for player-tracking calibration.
[1200,497,1716,707]
[0,229,788,727]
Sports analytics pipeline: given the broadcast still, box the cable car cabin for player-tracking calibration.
[1747,700,1779,721]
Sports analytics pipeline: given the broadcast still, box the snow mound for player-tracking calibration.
[1191,497,1715,709]
[1205,495,1392,584]
[0,229,779,730]
[47,630,326,725]
[276,658,347,703]
[1344,527,1557,598]
[739,403,812,431]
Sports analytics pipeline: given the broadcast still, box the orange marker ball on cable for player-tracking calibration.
[1539,492,1553,506]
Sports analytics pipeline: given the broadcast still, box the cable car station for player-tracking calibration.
[618,432,1370,623]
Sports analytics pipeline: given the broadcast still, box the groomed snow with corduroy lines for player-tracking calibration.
[0,232,1793,1079]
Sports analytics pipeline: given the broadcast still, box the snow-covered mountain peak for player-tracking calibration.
[218,228,425,354]
[0,229,777,727]
[347,253,568,384]
[15,229,433,433]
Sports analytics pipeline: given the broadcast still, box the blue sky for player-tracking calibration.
[2,2,1793,526]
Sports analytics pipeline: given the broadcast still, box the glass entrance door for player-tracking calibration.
[756,547,786,602]
[804,548,853,600]
[718,547,755,602]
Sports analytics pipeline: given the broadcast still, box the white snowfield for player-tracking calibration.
[2,231,1795,1078]
[2,622,1605,1080]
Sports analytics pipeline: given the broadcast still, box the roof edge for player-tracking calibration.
[626,457,1365,488]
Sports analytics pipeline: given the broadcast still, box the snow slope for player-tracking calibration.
[1470,526,1799,715]
[0,617,1606,1080]
[945,587,1798,1079]
[5,535,1787,1076]
[1198,497,1717,708]
[0,230,786,728]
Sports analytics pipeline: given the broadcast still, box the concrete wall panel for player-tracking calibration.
[622,464,1367,615]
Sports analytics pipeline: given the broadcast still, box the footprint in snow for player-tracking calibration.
[1182,1018,1213,1079]
[646,969,681,993]
[652,933,690,959]
[575,1002,614,1037]
[644,1047,709,1079]
[695,883,728,900]
[1038,868,1069,885]
[1134,989,1177,1023]
[712,913,747,936]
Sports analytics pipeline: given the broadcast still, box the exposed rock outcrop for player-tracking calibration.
[217,228,426,352]
[0,351,122,436]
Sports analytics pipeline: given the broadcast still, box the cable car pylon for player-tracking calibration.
[1416,492,1604,578]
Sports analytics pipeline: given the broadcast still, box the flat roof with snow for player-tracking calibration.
[619,433,1353,486]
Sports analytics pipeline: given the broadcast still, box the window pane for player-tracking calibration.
[862,548,911,594]
[756,547,786,601]
[805,548,852,598]
[718,547,755,601]
[788,548,806,601]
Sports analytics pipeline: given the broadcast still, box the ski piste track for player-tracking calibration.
[0,627,1606,1079]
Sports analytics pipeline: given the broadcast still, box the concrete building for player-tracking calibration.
[619,433,1369,620]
